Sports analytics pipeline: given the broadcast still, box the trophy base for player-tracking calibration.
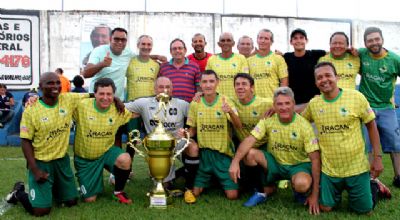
[147,181,172,209]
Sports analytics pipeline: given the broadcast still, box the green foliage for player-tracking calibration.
[0,146,399,219]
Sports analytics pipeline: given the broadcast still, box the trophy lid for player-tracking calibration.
[146,121,175,141]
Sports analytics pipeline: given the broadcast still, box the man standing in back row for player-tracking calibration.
[206,32,249,98]
[358,27,400,187]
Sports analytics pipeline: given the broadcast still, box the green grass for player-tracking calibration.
[0,146,399,219]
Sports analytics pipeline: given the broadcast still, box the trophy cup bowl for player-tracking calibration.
[127,91,190,208]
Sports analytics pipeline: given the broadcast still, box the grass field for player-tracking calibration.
[0,146,399,220]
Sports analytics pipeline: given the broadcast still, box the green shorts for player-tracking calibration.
[28,154,78,208]
[194,148,238,190]
[320,172,372,213]
[74,146,124,198]
[262,151,311,186]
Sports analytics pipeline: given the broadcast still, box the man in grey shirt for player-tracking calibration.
[125,76,199,204]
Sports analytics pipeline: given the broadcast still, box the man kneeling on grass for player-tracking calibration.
[179,70,242,200]
[229,87,321,215]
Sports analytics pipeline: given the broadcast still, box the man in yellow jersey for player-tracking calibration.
[206,32,249,98]
[303,62,383,214]
[230,87,321,214]
[73,78,133,204]
[318,32,360,89]
[237,35,254,58]
[181,70,242,200]
[248,29,288,98]
[126,35,160,101]
[7,72,89,216]
[231,73,273,195]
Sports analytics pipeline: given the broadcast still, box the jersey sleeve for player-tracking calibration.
[181,100,190,118]
[19,110,34,140]
[301,101,313,122]
[277,55,288,79]
[250,118,268,141]
[302,120,320,153]
[205,56,215,70]
[121,108,132,124]
[124,98,145,114]
[87,46,104,65]
[187,101,198,127]
[357,92,376,124]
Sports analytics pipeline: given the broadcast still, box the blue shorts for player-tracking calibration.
[365,108,400,153]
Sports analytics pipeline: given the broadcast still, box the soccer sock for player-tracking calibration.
[126,146,135,160]
[113,166,131,192]
[245,165,264,193]
[15,190,33,214]
[183,155,199,189]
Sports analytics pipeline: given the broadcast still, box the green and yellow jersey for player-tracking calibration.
[206,53,249,98]
[126,57,160,101]
[251,113,319,165]
[302,89,375,177]
[233,96,272,148]
[187,94,238,157]
[248,52,288,98]
[358,48,400,109]
[318,53,360,89]
[20,93,89,161]
[73,98,131,159]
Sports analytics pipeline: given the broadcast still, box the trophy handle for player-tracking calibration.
[172,129,191,160]
[127,129,147,157]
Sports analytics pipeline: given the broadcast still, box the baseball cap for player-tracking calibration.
[290,28,307,39]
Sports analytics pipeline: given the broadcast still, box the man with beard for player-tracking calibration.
[358,27,400,188]
[187,33,212,72]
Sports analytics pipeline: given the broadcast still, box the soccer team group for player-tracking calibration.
[5,25,400,216]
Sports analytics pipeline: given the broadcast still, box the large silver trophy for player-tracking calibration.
[128,91,190,209]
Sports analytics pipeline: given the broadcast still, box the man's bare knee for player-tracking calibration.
[115,153,132,169]
[84,195,97,203]
[225,190,239,200]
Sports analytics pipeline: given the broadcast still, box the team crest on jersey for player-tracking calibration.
[265,61,272,67]
[150,68,155,72]
[108,118,114,125]
[232,63,237,68]
[40,117,49,122]
[340,107,348,116]
[198,112,203,117]
[216,111,222,118]
[379,65,387,73]
[291,131,298,140]
[347,63,353,68]
[59,108,66,116]
[252,110,258,117]
[363,61,370,66]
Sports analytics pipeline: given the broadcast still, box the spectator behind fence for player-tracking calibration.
[0,83,15,128]
[72,75,87,93]
[55,68,71,93]
[22,88,39,107]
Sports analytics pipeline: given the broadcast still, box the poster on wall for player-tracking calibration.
[0,10,40,90]
[80,15,121,69]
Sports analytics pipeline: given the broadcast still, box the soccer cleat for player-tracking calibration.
[6,181,25,204]
[113,192,132,204]
[392,175,400,188]
[184,190,196,204]
[293,191,307,204]
[375,179,392,199]
[243,192,267,207]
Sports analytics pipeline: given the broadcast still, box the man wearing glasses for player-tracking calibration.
[83,27,133,101]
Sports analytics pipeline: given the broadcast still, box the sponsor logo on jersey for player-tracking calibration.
[86,129,113,138]
[272,129,278,133]
[253,72,271,79]
[21,126,29,133]
[88,116,95,120]
[340,107,348,116]
[135,76,155,82]
[271,141,298,152]
[200,124,224,132]
[337,73,354,80]
[320,124,350,134]
[47,123,69,140]
[379,65,387,73]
